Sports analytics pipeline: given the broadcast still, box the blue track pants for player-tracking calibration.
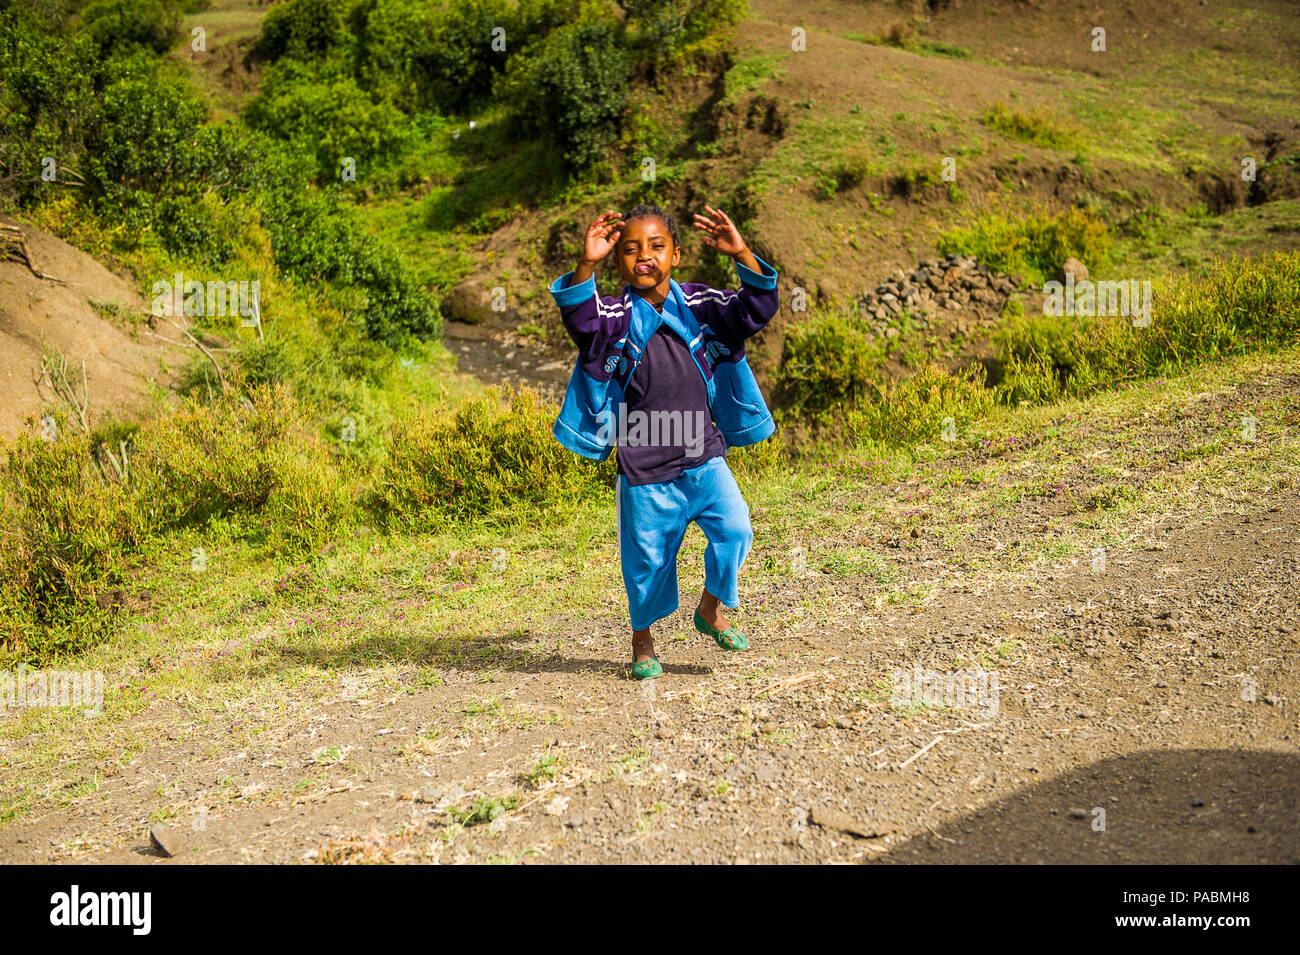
[615,455,753,631]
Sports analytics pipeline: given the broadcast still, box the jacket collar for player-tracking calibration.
[623,279,703,353]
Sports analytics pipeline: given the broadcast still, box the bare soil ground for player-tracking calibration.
[2,353,1295,864]
[0,215,189,442]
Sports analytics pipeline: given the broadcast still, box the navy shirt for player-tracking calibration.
[616,302,726,486]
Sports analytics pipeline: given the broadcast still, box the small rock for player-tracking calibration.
[149,824,185,857]
[1067,808,1088,820]
[810,806,890,839]
[1059,257,1089,284]
[441,280,498,325]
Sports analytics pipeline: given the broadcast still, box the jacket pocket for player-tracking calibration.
[714,355,766,418]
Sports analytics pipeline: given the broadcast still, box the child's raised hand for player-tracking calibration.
[693,205,747,257]
[583,210,624,264]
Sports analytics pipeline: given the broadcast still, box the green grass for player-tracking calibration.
[721,52,789,104]
[844,31,972,60]
[980,103,1086,152]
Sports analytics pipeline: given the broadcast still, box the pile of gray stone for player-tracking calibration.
[856,255,1031,333]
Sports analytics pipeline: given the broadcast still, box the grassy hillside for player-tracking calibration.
[2,0,1298,659]
[1,0,1298,865]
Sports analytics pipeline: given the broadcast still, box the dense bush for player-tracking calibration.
[0,384,355,664]
[0,413,138,662]
[261,187,441,346]
[255,0,348,62]
[79,0,183,58]
[844,361,995,449]
[0,2,99,206]
[495,7,631,171]
[372,384,615,531]
[773,312,886,420]
[623,0,748,76]
[246,59,413,180]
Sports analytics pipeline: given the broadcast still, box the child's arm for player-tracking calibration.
[550,211,630,369]
[691,205,779,341]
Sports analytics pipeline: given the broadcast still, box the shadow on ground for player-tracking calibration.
[878,749,1300,864]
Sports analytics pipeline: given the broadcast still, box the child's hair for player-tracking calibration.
[622,203,680,250]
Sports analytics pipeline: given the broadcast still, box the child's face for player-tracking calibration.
[615,215,680,294]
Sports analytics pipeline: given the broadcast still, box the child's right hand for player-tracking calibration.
[582,210,624,264]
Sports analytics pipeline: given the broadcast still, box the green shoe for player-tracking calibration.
[631,657,662,680]
[694,610,749,652]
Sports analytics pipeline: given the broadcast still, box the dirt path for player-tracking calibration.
[1,360,1296,864]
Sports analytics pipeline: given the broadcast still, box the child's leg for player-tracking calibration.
[686,457,753,629]
[617,473,692,661]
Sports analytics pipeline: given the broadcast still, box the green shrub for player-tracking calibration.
[130,383,352,554]
[80,0,183,58]
[996,351,1062,406]
[83,52,207,218]
[419,0,513,113]
[844,361,996,449]
[623,0,747,74]
[774,312,886,419]
[255,0,348,62]
[0,4,100,207]
[260,188,441,346]
[938,205,1113,284]
[995,250,1300,402]
[246,58,413,181]
[980,102,1084,151]
[0,414,138,663]
[372,384,614,531]
[495,7,631,172]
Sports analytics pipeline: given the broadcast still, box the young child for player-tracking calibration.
[548,203,780,679]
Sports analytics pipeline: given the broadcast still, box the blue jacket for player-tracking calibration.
[549,255,781,461]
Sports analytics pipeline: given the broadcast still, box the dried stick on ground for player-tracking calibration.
[1,223,68,284]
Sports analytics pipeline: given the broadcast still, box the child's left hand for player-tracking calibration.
[693,205,748,257]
